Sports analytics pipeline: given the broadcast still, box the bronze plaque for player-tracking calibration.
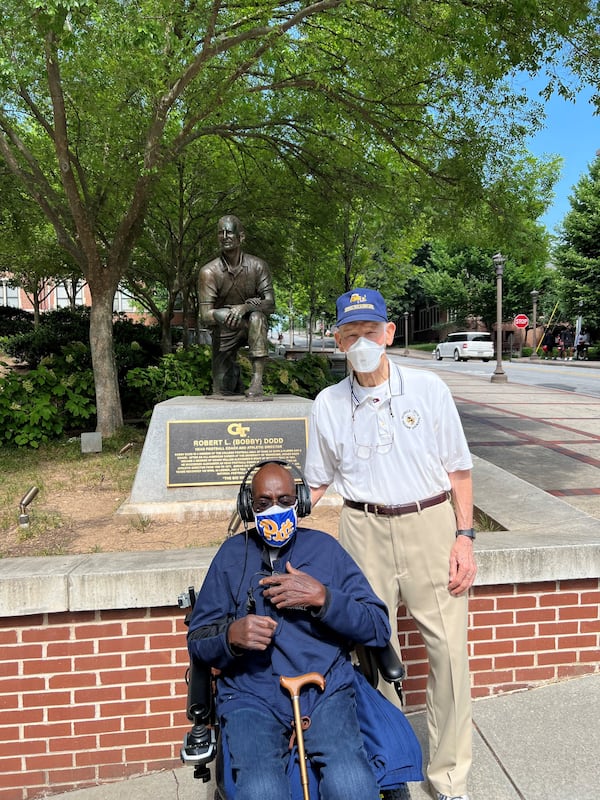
[167,417,308,487]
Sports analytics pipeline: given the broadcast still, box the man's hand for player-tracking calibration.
[228,615,277,651]
[448,536,477,596]
[260,562,327,610]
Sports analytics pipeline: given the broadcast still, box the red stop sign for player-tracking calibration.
[513,314,529,329]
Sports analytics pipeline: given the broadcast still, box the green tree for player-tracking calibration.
[0,173,76,325]
[417,240,553,333]
[125,157,215,355]
[1,0,592,435]
[555,155,600,330]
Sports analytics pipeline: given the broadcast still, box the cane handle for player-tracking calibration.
[280,672,326,698]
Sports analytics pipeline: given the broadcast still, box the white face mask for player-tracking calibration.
[346,337,385,373]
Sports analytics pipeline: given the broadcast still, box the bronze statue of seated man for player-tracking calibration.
[199,215,275,397]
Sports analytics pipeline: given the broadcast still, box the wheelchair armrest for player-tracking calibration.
[187,656,213,723]
[371,643,405,683]
[353,642,405,688]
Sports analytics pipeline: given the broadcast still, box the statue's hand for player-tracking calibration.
[212,308,230,326]
[245,297,262,308]
[224,304,248,329]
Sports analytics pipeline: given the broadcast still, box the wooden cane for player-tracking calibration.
[280,672,326,800]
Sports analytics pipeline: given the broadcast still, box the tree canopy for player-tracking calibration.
[0,0,594,434]
[555,154,600,332]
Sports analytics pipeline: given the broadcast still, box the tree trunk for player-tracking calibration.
[89,288,123,437]
[160,309,172,355]
[32,293,41,327]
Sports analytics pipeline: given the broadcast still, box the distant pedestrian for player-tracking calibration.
[541,328,554,360]
[576,329,590,360]
[562,326,574,360]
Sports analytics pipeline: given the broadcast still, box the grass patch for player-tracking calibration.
[474,506,506,532]
[17,510,65,541]
[405,342,436,354]
[0,427,146,548]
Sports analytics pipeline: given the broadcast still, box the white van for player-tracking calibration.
[434,332,494,362]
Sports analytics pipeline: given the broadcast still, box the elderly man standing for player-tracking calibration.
[305,288,477,800]
[199,215,275,396]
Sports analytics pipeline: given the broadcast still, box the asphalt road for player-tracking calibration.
[394,351,600,398]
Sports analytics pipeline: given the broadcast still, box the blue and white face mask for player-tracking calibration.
[253,504,298,547]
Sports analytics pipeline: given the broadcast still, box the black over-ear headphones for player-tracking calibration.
[236,459,312,523]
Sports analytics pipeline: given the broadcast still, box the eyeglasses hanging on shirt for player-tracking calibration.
[350,375,396,459]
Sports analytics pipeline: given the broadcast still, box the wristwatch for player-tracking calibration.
[456,528,476,540]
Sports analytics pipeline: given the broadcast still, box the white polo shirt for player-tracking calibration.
[305,362,473,506]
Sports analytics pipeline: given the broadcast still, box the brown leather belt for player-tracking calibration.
[343,492,448,517]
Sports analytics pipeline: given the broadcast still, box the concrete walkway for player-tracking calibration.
[394,348,600,522]
[48,672,600,800]
[48,354,600,800]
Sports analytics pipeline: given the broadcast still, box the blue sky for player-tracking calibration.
[521,78,600,235]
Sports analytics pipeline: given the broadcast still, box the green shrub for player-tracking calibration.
[3,307,163,372]
[0,348,96,448]
[112,314,163,371]
[126,349,337,411]
[3,307,165,421]
[237,352,337,398]
[264,353,337,398]
[125,346,212,413]
[4,307,91,368]
[0,306,34,337]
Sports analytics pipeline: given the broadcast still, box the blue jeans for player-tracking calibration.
[222,688,380,800]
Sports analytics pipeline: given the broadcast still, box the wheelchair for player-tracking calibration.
[178,586,422,800]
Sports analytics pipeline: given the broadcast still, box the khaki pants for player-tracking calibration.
[340,502,472,796]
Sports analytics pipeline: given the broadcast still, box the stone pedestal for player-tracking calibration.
[117,394,313,520]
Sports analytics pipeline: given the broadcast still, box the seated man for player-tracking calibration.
[187,461,391,800]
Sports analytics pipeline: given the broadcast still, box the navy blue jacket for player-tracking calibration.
[187,526,390,724]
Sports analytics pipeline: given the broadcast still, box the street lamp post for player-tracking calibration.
[491,252,508,383]
[530,289,539,360]
[403,311,410,356]
[577,299,584,360]
[288,293,294,347]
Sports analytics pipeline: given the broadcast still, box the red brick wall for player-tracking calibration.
[0,608,190,800]
[399,578,600,709]
[1,578,599,800]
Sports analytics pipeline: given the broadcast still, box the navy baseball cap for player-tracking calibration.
[336,288,388,327]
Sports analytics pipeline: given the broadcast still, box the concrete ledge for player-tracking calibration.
[471,454,582,532]
[0,548,218,617]
[67,547,219,612]
[2,455,599,617]
[0,555,77,615]
[472,453,600,583]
